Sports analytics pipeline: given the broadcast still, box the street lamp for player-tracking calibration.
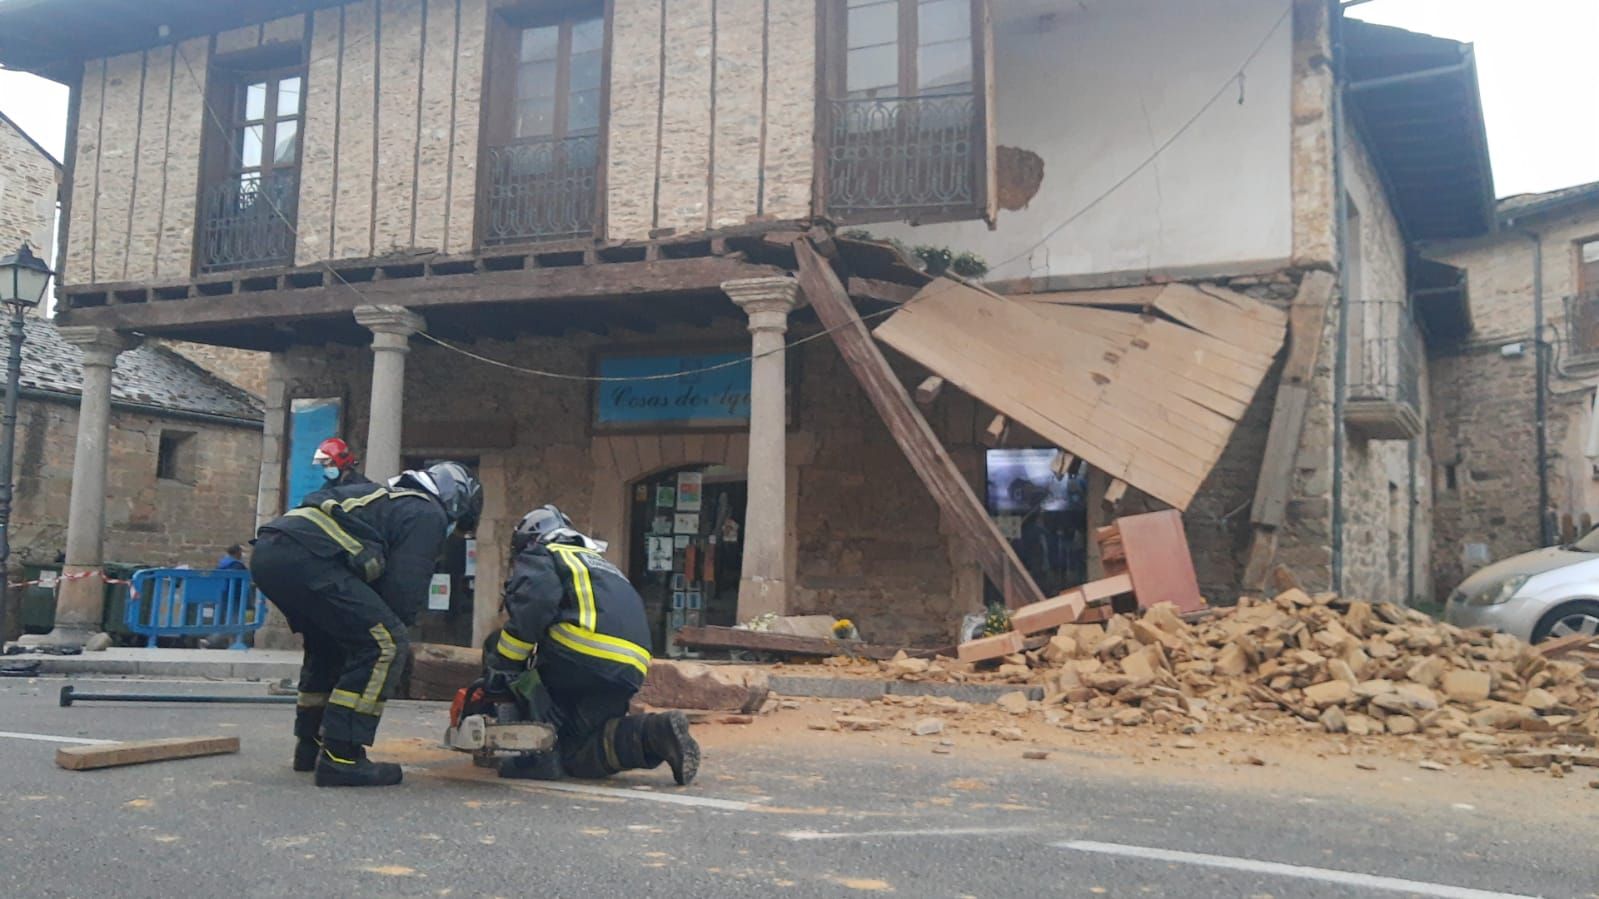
[0,244,53,644]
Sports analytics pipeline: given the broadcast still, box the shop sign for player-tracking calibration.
[593,351,752,430]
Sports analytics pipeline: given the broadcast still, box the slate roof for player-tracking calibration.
[1497,180,1599,223]
[20,318,262,423]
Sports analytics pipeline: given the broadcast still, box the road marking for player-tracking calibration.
[1057,841,1538,899]
[512,780,763,811]
[784,826,1033,841]
[0,730,120,746]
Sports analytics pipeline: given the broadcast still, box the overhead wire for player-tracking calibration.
[163,5,1290,383]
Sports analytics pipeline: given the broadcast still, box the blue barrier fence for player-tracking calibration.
[126,569,267,650]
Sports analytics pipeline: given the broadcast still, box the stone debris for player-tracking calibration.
[911,717,946,736]
[836,716,885,732]
[1022,750,1050,760]
[841,587,1599,774]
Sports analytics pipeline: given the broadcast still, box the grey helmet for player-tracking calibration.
[511,504,575,554]
[394,461,483,532]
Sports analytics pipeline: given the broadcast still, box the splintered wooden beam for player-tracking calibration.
[982,413,1009,447]
[1103,478,1129,510]
[915,376,945,407]
[795,239,1045,608]
[1242,271,1337,589]
[55,736,241,771]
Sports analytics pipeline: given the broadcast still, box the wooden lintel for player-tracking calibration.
[60,257,786,333]
[914,375,945,407]
[794,239,1045,609]
[982,413,1008,448]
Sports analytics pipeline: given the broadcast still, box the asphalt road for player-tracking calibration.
[0,676,1593,898]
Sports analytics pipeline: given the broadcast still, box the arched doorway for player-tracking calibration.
[626,463,747,656]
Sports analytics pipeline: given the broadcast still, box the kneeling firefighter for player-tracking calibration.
[483,505,699,785]
[251,462,482,787]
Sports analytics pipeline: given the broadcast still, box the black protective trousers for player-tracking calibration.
[250,533,409,746]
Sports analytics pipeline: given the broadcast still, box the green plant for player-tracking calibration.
[837,231,989,279]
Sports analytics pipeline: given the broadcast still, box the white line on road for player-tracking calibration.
[1057,841,1539,899]
[0,730,120,746]
[784,826,1034,841]
[493,777,764,811]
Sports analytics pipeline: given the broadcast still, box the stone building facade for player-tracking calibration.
[1,319,263,640]
[1425,184,1599,596]
[7,0,1497,648]
[0,110,59,278]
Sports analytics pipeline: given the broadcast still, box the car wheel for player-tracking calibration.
[1531,600,1599,644]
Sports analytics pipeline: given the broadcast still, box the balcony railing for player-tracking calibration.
[198,171,299,274]
[823,92,977,222]
[482,135,600,246]
[1344,298,1424,440]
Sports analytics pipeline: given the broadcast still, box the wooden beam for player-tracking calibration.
[848,276,919,305]
[982,413,1008,447]
[59,257,787,333]
[1241,271,1337,589]
[55,736,240,771]
[914,375,945,407]
[1103,478,1129,510]
[794,239,1045,608]
[1051,450,1076,479]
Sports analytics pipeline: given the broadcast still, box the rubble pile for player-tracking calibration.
[866,588,1599,755]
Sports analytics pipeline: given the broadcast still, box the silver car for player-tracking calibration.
[1445,532,1599,643]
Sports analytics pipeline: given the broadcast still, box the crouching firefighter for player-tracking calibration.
[251,462,483,787]
[483,505,699,786]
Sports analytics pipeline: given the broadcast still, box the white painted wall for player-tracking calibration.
[875,0,1294,282]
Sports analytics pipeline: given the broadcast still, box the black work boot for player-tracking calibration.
[499,749,565,781]
[292,708,324,773]
[643,711,699,786]
[314,742,403,787]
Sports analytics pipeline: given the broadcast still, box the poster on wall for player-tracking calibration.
[674,512,700,535]
[647,536,674,572]
[656,486,676,509]
[464,539,477,577]
[427,573,451,611]
[286,398,342,509]
[675,472,703,512]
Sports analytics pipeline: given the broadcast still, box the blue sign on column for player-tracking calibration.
[287,398,342,508]
[594,353,752,429]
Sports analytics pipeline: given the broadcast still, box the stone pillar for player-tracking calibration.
[723,277,800,622]
[253,353,300,650]
[353,305,425,482]
[30,327,133,646]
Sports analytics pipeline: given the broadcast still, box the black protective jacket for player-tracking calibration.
[258,482,449,623]
[496,539,652,688]
[329,470,375,489]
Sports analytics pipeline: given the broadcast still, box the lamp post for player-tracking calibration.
[0,244,53,644]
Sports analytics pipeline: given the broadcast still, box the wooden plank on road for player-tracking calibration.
[795,240,1045,608]
[55,736,241,771]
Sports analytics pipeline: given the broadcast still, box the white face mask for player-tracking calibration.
[322,466,342,481]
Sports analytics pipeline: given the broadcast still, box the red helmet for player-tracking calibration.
[313,437,358,471]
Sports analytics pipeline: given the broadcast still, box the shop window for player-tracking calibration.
[157,430,197,483]
[629,465,746,656]
[984,448,1087,596]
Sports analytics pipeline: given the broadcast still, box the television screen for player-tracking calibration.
[985,449,1078,515]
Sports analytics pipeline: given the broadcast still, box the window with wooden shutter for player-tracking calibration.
[1575,238,1599,356]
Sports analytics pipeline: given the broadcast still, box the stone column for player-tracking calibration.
[723,277,800,622]
[253,353,300,649]
[353,305,425,482]
[30,327,133,646]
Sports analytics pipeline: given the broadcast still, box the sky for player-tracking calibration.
[0,0,1596,199]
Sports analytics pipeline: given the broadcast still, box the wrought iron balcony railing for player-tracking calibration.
[1344,297,1424,440]
[482,134,600,246]
[198,171,299,274]
[823,92,977,222]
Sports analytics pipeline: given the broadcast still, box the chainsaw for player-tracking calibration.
[444,680,557,765]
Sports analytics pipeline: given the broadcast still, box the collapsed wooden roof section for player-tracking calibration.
[873,278,1288,510]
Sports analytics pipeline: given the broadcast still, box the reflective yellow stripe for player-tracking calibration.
[548,622,650,676]
[602,718,622,771]
[329,688,385,716]
[326,487,430,514]
[297,691,330,709]
[284,507,365,555]
[496,629,535,662]
[362,624,397,708]
[551,545,597,630]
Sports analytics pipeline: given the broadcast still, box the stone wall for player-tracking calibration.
[151,340,272,398]
[7,398,261,572]
[1426,199,1599,592]
[0,115,58,265]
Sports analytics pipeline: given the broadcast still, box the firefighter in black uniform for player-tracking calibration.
[313,437,373,488]
[251,461,482,787]
[485,505,699,786]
